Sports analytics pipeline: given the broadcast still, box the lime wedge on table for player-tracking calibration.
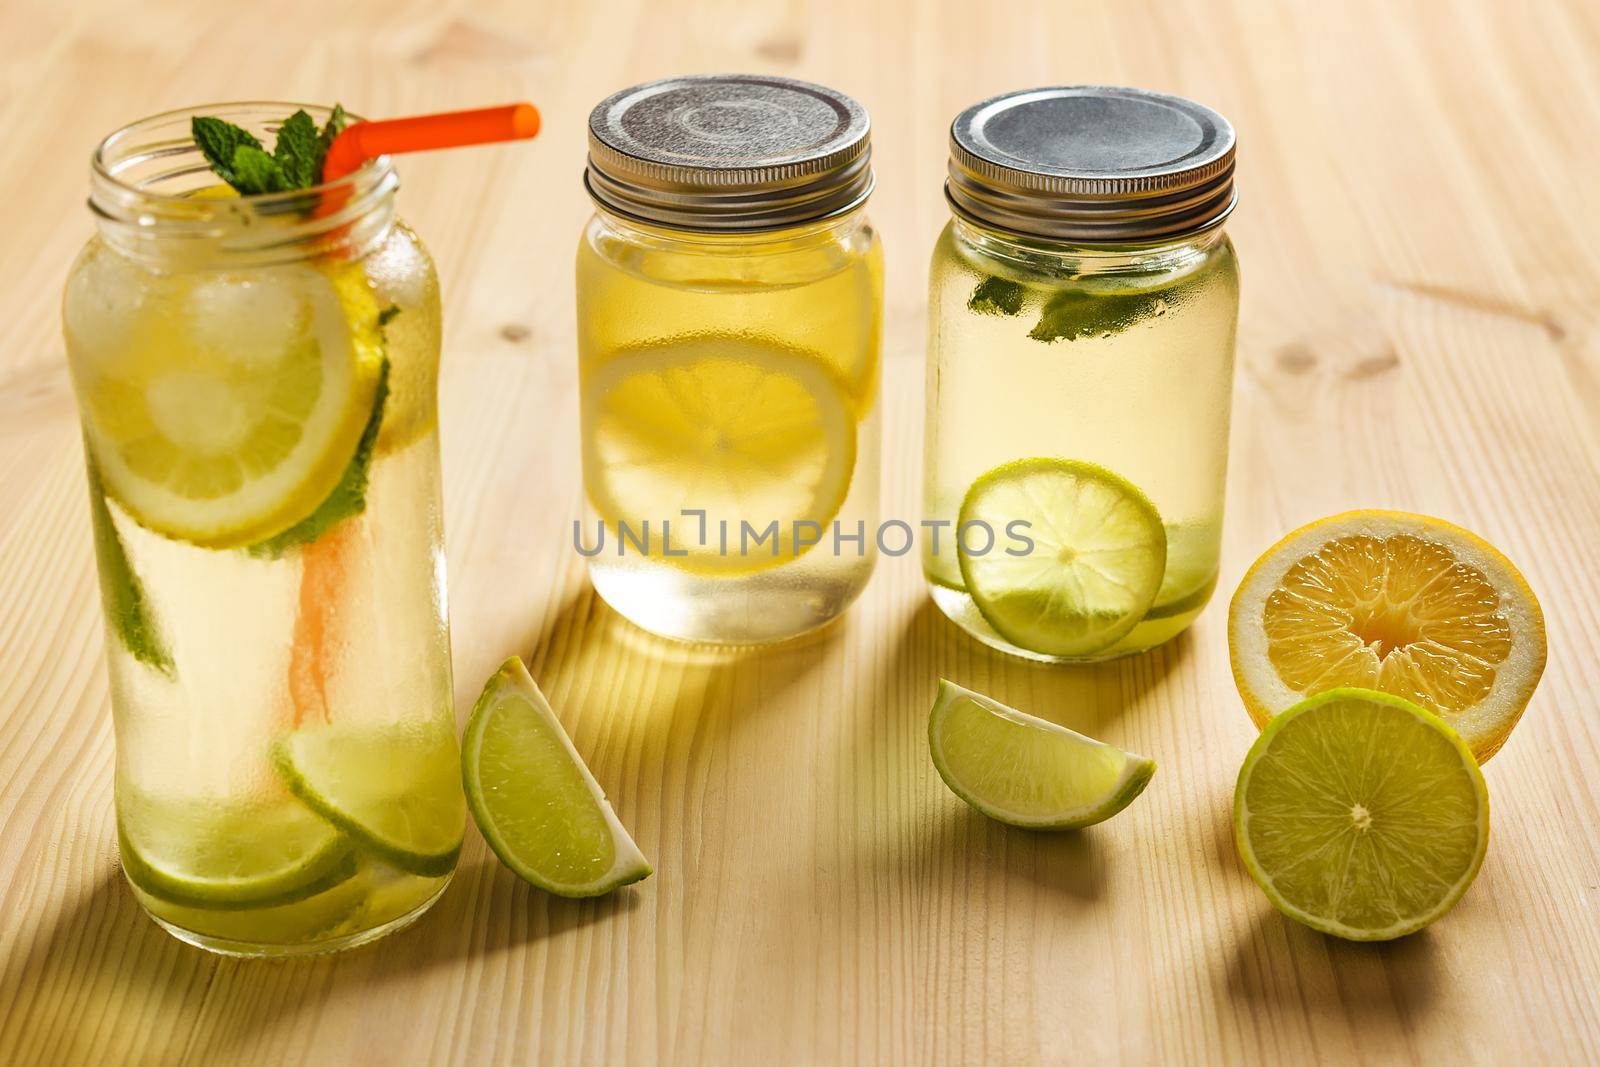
[958,458,1167,657]
[118,791,355,909]
[929,680,1155,829]
[273,723,466,877]
[463,658,652,897]
[1234,688,1490,941]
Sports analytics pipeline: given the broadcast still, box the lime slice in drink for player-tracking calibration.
[928,680,1155,829]
[463,658,652,897]
[1234,688,1490,941]
[582,336,855,576]
[957,458,1167,657]
[73,261,385,548]
[273,722,466,877]
[118,790,355,909]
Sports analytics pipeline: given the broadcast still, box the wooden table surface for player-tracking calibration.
[4,1,1600,1063]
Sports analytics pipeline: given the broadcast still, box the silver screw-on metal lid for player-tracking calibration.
[585,74,873,232]
[948,86,1236,243]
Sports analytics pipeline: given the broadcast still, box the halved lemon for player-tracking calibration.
[1229,510,1546,762]
[957,458,1167,658]
[582,336,856,576]
[73,262,384,548]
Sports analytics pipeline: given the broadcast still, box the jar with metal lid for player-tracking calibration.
[925,86,1240,661]
[577,74,882,645]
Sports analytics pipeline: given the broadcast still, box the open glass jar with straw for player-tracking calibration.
[62,102,532,956]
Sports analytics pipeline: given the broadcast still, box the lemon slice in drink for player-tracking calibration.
[1234,688,1490,941]
[1229,510,1546,762]
[463,658,652,897]
[582,336,855,576]
[929,680,1155,829]
[957,458,1167,657]
[73,262,384,548]
[118,790,355,909]
[273,722,465,877]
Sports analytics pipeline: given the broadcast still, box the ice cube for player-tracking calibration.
[187,269,308,367]
[64,245,154,364]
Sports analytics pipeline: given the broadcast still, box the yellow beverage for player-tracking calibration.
[577,75,882,644]
[925,223,1239,658]
[63,105,464,956]
[925,87,1241,661]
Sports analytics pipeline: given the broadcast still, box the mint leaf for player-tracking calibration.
[87,461,174,675]
[968,276,1025,316]
[1028,289,1159,343]
[377,305,400,330]
[249,359,390,558]
[231,146,291,195]
[192,116,263,187]
[273,110,322,188]
[192,104,353,195]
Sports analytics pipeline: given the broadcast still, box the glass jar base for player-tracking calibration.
[590,555,874,645]
[140,874,452,959]
[929,582,1205,663]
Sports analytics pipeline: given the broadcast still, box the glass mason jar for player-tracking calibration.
[63,104,464,956]
[576,75,882,644]
[925,87,1240,662]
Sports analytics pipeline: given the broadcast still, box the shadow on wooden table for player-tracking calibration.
[1223,904,1442,1026]
[0,851,637,1063]
[886,598,1193,738]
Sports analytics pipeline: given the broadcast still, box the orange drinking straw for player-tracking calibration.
[314,103,540,215]
[288,102,539,730]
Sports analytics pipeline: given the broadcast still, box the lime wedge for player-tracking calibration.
[958,458,1167,657]
[1234,688,1490,941]
[928,680,1155,829]
[463,658,652,897]
[273,723,465,877]
[118,790,355,909]
[87,463,172,674]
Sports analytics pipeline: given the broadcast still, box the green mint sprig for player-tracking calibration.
[192,106,351,196]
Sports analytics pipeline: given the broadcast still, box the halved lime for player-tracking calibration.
[957,458,1167,657]
[928,680,1155,829]
[1234,688,1490,941]
[273,722,465,877]
[463,658,652,897]
[118,790,355,909]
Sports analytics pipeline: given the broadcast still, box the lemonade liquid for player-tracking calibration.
[925,87,1241,661]
[577,76,882,644]
[64,105,464,956]
[925,222,1239,658]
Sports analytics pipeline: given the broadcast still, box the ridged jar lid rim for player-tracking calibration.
[585,74,874,232]
[947,85,1237,243]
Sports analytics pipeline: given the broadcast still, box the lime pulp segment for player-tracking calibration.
[1234,688,1490,941]
[273,723,466,877]
[957,458,1167,657]
[928,680,1155,829]
[117,791,355,909]
[463,658,652,897]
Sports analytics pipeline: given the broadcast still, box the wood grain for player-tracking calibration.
[3,0,1600,1063]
